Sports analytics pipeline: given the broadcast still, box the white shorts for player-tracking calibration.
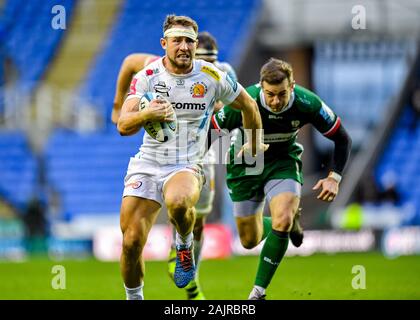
[123,157,205,205]
[195,164,215,216]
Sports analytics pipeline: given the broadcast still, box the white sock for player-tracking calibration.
[175,232,193,248]
[124,283,144,300]
[249,285,266,298]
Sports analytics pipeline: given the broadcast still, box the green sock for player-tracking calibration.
[255,230,289,288]
[262,216,272,240]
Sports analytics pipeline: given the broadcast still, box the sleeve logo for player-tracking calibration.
[145,68,159,76]
[320,101,335,125]
[226,73,238,91]
[201,66,220,81]
[129,78,138,95]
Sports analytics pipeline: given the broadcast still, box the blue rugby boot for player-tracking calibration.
[174,244,195,288]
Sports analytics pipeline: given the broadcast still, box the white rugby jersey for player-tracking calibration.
[126,57,242,164]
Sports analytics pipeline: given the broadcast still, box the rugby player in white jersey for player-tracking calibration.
[117,14,266,300]
[112,31,238,300]
[166,31,239,300]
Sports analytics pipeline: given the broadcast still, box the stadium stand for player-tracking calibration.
[0,130,39,211]
[0,0,76,213]
[44,129,143,220]
[375,105,420,225]
[0,53,4,117]
[312,40,416,152]
[0,0,76,94]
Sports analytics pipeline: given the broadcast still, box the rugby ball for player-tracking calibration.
[139,92,177,142]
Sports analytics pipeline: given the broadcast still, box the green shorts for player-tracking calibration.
[226,153,303,202]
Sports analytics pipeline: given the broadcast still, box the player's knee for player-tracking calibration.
[239,234,259,249]
[272,210,294,232]
[166,195,191,218]
[122,227,145,255]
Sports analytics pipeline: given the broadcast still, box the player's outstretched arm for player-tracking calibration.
[313,125,352,202]
[229,88,268,157]
[112,54,157,124]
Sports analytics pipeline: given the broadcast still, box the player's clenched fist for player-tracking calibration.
[144,98,175,123]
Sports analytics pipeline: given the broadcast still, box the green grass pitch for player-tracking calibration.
[0,252,419,300]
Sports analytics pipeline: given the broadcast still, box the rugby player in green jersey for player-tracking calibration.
[211,58,352,299]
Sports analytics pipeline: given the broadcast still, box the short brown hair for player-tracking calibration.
[260,58,294,85]
[163,14,199,35]
[198,31,218,50]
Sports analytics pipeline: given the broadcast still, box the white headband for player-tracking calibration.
[163,27,197,41]
[195,48,218,60]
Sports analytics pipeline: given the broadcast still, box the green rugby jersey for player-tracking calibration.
[212,83,341,161]
[211,83,341,200]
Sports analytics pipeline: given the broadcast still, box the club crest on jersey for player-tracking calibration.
[291,120,300,128]
[154,81,171,97]
[217,108,226,121]
[190,82,208,98]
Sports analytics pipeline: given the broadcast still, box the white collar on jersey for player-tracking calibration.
[259,87,295,114]
[159,57,197,77]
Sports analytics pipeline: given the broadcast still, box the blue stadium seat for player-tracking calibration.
[0,130,39,211]
[375,104,420,225]
[313,40,414,151]
[44,128,144,220]
[1,0,76,94]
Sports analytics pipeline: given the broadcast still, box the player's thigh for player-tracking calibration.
[234,198,264,240]
[235,214,263,239]
[120,196,161,244]
[265,179,301,227]
[163,171,202,207]
[269,193,299,217]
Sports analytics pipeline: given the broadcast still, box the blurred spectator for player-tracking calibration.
[355,170,401,206]
[355,174,380,204]
[22,197,48,254]
[377,170,401,206]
